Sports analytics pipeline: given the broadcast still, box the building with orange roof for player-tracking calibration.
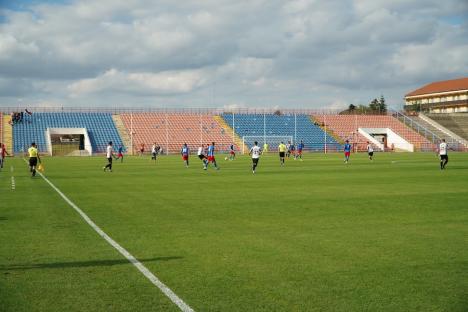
[404,77,468,113]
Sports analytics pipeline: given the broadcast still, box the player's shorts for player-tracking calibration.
[252,158,259,165]
[279,152,285,158]
[118,153,123,158]
[440,154,448,161]
[29,157,38,167]
[152,152,157,158]
[345,152,351,157]
[198,155,206,160]
[368,152,374,156]
[230,151,235,155]
[107,157,113,164]
[207,156,215,162]
[297,150,303,154]
[182,155,188,161]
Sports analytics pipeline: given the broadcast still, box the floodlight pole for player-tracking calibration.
[324,113,327,154]
[232,112,235,142]
[165,113,169,155]
[130,112,134,155]
[294,113,297,144]
[200,113,203,146]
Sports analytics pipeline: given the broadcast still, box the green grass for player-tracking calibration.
[1,152,467,311]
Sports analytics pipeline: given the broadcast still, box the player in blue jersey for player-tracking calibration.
[116,145,124,163]
[344,140,352,163]
[207,142,219,170]
[296,140,304,161]
[181,143,190,168]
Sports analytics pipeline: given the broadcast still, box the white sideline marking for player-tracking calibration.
[28,162,194,312]
[10,166,15,190]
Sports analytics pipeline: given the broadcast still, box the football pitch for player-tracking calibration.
[1,152,467,311]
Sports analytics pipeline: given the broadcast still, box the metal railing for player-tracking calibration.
[392,110,467,151]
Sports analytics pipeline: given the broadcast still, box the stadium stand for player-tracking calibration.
[394,112,467,149]
[313,114,432,151]
[425,113,468,141]
[120,113,237,153]
[221,113,341,151]
[12,113,123,154]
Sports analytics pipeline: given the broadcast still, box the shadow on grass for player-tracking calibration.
[0,217,8,221]
[0,256,183,271]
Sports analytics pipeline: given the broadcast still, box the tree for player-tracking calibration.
[369,98,379,111]
[348,104,356,111]
[378,95,387,112]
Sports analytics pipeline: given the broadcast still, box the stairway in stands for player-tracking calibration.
[213,115,246,153]
[112,115,132,154]
[2,115,13,155]
[309,115,344,144]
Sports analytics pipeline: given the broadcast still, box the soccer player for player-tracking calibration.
[103,141,114,172]
[139,143,145,156]
[207,142,219,170]
[289,142,296,159]
[28,142,41,177]
[0,143,9,170]
[344,140,352,163]
[249,141,262,174]
[439,139,448,170]
[286,141,291,158]
[366,141,374,161]
[278,141,287,166]
[297,140,304,161]
[151,142,158,161]
[229,144,236,160]
[181,143,190,168]
[116,145,124,163]
[197,145,208,170]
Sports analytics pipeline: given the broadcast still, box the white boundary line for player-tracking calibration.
[10,166,15,190]
[26,160,194,312]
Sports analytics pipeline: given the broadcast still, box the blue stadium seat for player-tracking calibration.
[221,113,341,151]
[13,113,123,153]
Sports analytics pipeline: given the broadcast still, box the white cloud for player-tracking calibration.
[0,0,467,108]
[68,68,207,96]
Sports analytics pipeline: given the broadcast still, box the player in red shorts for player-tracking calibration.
[343,140,352,163]
[206,142,219,170]
[181,143,190,168]
[115,145,124,163]
[229,144,236,160]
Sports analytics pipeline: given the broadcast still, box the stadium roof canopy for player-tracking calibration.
[405,77,468,97]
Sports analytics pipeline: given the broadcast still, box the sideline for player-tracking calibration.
[10,166,15,190]
[24,159,194,312]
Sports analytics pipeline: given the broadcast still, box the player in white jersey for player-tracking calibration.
[249,141,262,174]
[366,141,374,161]
[151,143,158,161]
[197,145,208,170]
[438,139,448,170]
[103,141,114,172]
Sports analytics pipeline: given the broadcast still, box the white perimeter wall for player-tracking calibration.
[359,128,414,152]
[46,128,92,156]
